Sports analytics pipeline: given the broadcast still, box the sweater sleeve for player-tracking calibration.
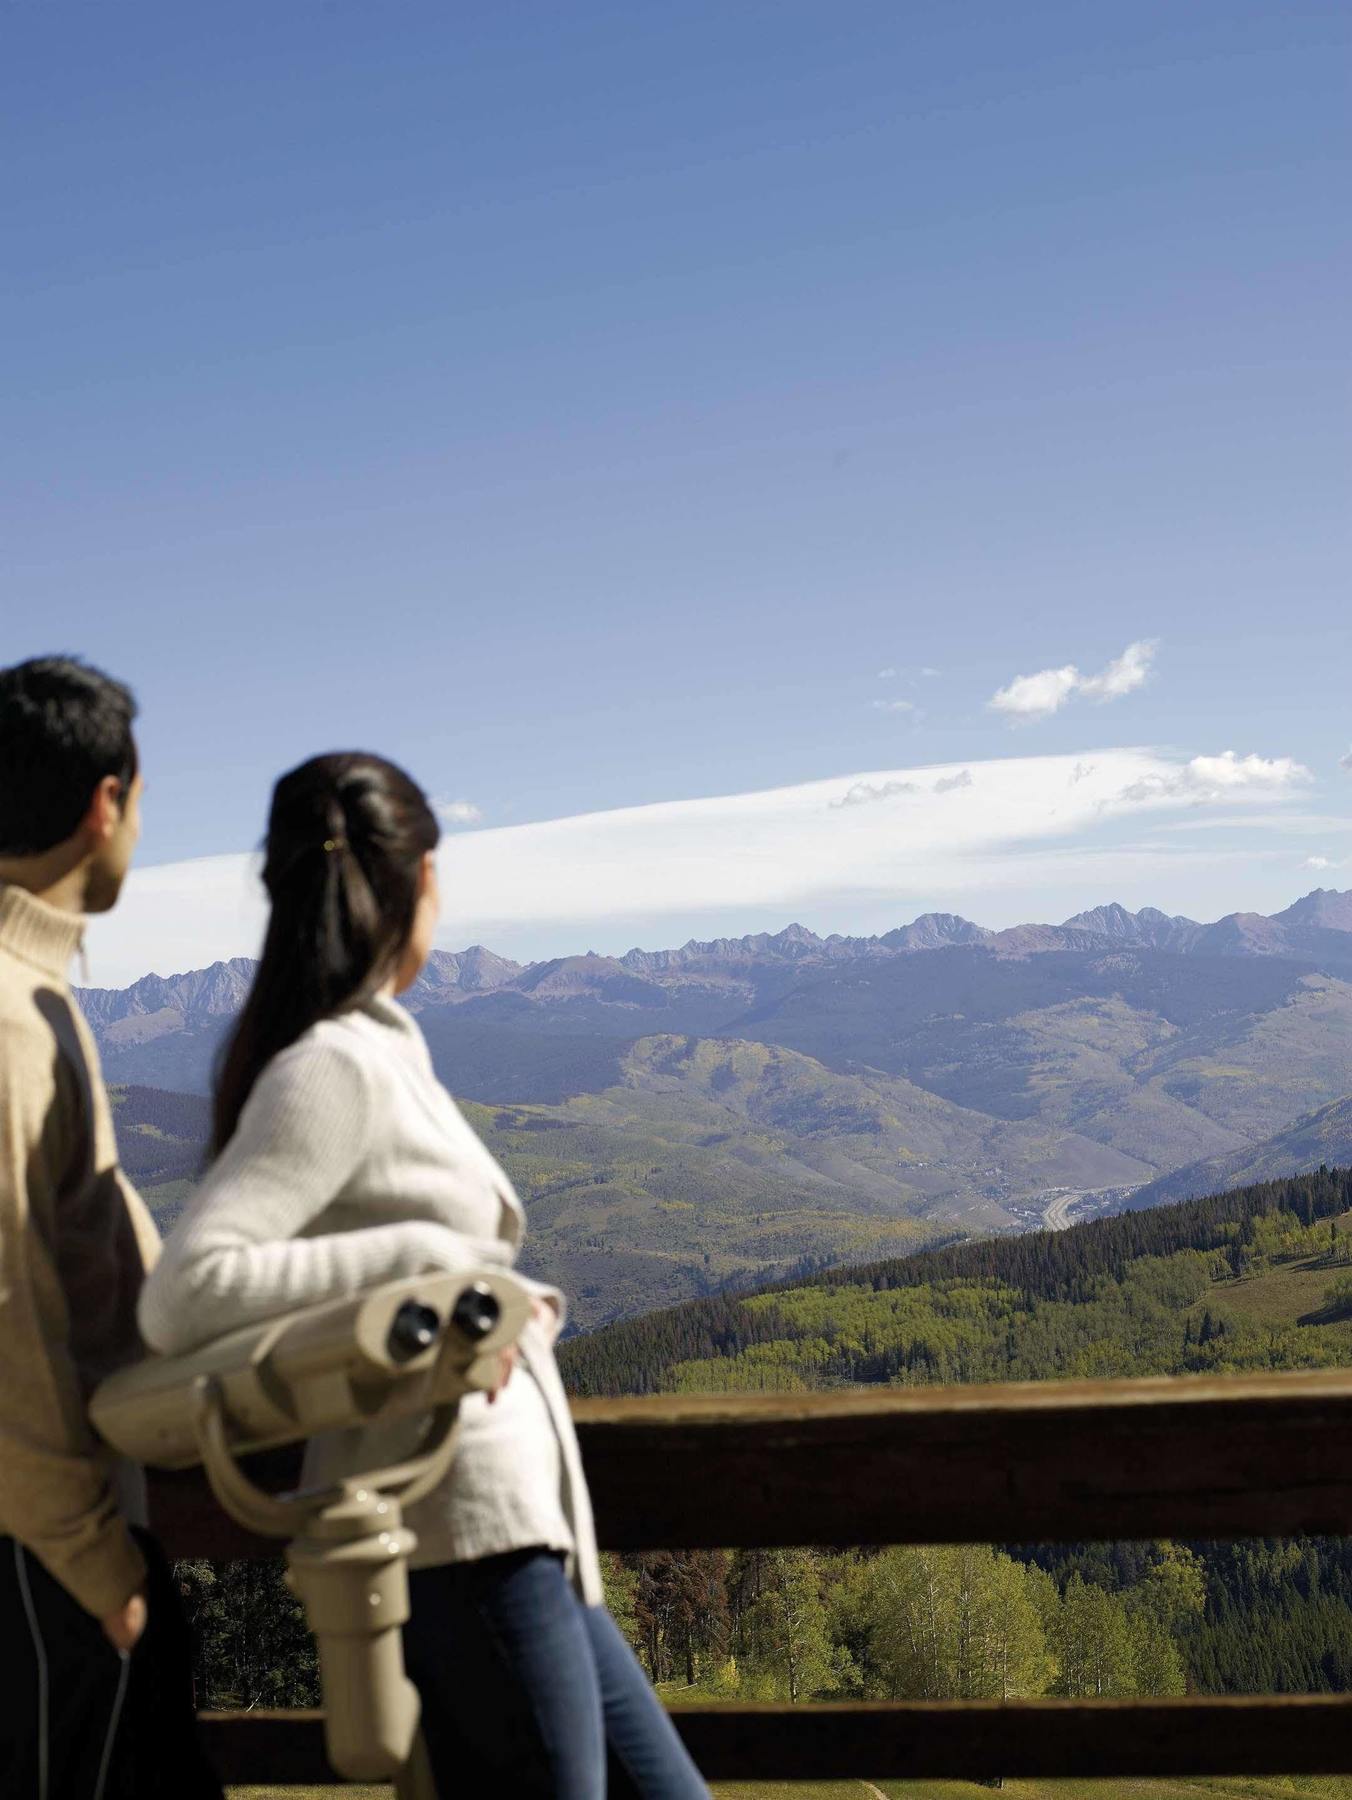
[0,1026,147,1619]
[139,1037,508,1356]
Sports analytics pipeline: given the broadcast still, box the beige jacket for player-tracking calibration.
[0,883,160,1616]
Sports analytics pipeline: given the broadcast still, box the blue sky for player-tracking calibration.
[3,2,1349,978]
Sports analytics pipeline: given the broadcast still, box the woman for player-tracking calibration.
[139,752,709,1800]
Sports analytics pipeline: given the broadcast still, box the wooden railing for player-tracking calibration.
[152,1368,1352,1784]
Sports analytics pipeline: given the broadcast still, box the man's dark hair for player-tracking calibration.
[0,656,138,855]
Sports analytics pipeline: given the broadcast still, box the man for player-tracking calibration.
[0,656,221,1797]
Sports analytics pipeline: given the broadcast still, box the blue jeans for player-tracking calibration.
[404,1549,710,1799]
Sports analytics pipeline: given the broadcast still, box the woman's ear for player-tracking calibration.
[418,850,441,923]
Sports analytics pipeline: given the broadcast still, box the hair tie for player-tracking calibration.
[323,837,347,854]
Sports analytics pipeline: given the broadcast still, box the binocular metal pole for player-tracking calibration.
[192,1376,459,1799]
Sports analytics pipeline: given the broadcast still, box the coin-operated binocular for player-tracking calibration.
[92,1270,532,1797]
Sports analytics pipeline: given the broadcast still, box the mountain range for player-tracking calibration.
[80,890,1352,1326]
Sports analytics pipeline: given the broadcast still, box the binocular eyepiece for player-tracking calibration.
[387,1300,442,1362]
[387,1281,500,1363]
[449,1280,501,1341]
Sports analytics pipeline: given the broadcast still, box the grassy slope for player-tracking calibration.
[1133,1095,1352,1210]
[1219,1250,1352,1329]
[733,950,1352,1177]
[115,1029,1152,1331]
[476,1034,1148,1326]
[872,1785,1352,1800]
[225,1774,1352,1798]
[113,1061,949,1320]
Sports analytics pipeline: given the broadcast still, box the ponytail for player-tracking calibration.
[213,752,439,1153]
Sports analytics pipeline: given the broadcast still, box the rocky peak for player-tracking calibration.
[1191,912,1291,957]
[1059,903,1200,951]
[77,956,258,1024]
[620,924,835,975]
[1273,888,1352,933]
[881,912,993,952]
[1062,902,1148,939]
[512,954,663,1004]
[409,945,524,1006]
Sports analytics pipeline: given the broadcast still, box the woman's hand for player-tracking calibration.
[486,1345,518,1404]
[486,1299,554,1403]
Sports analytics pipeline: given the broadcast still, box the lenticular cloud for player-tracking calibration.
[83,745,1310,985]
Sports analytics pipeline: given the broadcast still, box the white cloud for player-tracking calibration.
[1079,639,1156,702]
[433,798,484,828]
[921,667,940,679]
[1118,752,1311,805]
[989,664,1081,722]
[877,667,897,679]
[989,639,1157,723]
[1184,752,1307,792]
[871,698,917,714]
[1340,748,1352,773]
[831,779,920,809]
[83,744,1315,985]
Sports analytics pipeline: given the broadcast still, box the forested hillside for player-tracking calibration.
[560,1166,1352,1393]
[108,1084,210,1198]
[559,1169,1352,1707]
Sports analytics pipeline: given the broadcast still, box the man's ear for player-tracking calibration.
[82,774,125,844]
[419,849,438,895]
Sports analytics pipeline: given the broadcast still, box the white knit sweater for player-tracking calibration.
[138,995,601,1603]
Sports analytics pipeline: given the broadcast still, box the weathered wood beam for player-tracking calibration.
[150,1369,1352,1558]
[572,1370,1352,1548]
[672,1697,1352,1780]
[199,1696,1352,1783]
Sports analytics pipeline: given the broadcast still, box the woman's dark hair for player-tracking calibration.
[0,656,138,855]
[213,752,439,1152]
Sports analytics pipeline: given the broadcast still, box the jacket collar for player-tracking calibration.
[0,883,85,981]
[358,991,421,1036]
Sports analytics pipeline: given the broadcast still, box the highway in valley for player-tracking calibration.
[1042,1190,1082,1230]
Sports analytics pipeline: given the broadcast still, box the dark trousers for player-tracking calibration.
[404,1548,711,1799]
[0,1529,222,1800]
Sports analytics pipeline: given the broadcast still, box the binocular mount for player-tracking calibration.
[92,1270,533,1796]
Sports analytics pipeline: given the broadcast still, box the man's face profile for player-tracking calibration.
[84,760,143,914]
